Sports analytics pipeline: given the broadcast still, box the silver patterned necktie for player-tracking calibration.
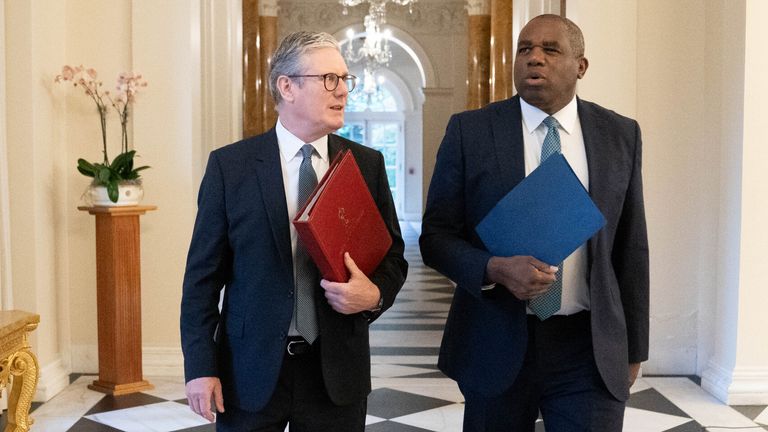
[294,144,319,342]
[528,116,564,320]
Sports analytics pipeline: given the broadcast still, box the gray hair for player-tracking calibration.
[268,31,341,105]
[531,14,585,58]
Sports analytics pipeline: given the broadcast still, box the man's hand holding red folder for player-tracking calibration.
[321,252,382,314]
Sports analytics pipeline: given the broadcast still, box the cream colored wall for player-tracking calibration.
[574,0,768,402]
[4,0,204,396]
[64,0,134,374]
[636,0,718,374]
[569,0,720,375]
[66,0,203,373]
[0,0,11,310]
[5,0,71,399]
[568,0,637,117]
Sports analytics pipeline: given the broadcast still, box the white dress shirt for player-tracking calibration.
[275,119,330,335]
[520,97,590,315]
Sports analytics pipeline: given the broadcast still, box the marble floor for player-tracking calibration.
[5,222,768,431]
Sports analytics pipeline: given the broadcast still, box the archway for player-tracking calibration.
[333,25,430,221]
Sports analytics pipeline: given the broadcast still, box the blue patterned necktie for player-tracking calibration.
[528,116,563,320]
[294,144,319,343]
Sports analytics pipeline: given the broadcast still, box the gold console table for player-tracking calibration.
[0,310,40,432]
[79,205,156,395]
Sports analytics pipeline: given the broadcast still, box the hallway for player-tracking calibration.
[7,223,768,431]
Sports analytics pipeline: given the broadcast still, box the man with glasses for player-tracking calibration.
[181,31,407,431]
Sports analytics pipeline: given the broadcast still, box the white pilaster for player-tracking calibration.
[702,0,768,405]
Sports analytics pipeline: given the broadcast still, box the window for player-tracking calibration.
[338,80,404,214]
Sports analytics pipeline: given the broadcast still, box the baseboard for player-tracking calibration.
[70,344,183,377]
[35,355,71,402]
[727,367,768,405]
[702,359,768,404]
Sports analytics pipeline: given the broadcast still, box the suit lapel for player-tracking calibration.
[328,134,345,160]
[491,96,526,193]
[578,98,604,269]
[252,129,293,276]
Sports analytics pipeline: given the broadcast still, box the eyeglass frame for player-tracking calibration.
[286,73,358,92]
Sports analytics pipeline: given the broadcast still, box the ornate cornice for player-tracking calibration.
[278,0,466,35]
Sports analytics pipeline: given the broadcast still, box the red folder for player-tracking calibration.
[293,149,393,282]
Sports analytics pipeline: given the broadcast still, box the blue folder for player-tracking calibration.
[476,153,606,265]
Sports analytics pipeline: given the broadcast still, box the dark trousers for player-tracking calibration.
[216,339,367,432]
[463,311,625,432]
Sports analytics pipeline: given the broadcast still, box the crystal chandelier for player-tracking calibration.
[340,0,417,94]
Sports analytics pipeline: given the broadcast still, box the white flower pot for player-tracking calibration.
[89,182,144,207]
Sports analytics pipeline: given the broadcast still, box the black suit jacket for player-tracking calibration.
[420,96,649,401]
[181,130,407,412]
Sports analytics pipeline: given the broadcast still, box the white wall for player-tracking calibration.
[734,0,768,391]
[637,0,716,375]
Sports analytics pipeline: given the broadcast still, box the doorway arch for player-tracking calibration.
[333,25,430,221]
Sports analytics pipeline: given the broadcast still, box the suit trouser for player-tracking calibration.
[216,338,367,432]
[462,311,625,432]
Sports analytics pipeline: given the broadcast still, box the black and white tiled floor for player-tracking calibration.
[6,222,768,431]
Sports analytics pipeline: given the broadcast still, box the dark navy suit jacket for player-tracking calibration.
[181,130,407,412]
[420,95,649,401]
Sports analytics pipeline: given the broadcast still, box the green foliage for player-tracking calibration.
[77,150,150,203]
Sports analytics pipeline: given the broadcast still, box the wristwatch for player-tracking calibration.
[369,294,384,313]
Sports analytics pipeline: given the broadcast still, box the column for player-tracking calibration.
[701,0,768,405]
[466,0,491,109]
[259,0,279,132]
[242,0,262,138]
[490,0,513,102]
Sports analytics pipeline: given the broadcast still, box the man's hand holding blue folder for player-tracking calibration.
[476,153,606,265]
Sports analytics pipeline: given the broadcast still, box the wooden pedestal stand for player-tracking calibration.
[78,205,156,396]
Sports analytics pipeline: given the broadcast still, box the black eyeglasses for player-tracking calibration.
[287,73,357,92]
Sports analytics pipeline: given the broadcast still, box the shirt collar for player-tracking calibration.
[520,96,579,135]
[275,118,329,163]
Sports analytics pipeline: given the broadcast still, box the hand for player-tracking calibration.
[628,362,642,387]
[321,252,381,314]
[486,256,558,301]
[185,376,225,422]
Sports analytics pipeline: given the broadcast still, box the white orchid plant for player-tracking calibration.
[55,65,149,203]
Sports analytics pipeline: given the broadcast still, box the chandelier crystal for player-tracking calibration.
[340,0,417,94]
